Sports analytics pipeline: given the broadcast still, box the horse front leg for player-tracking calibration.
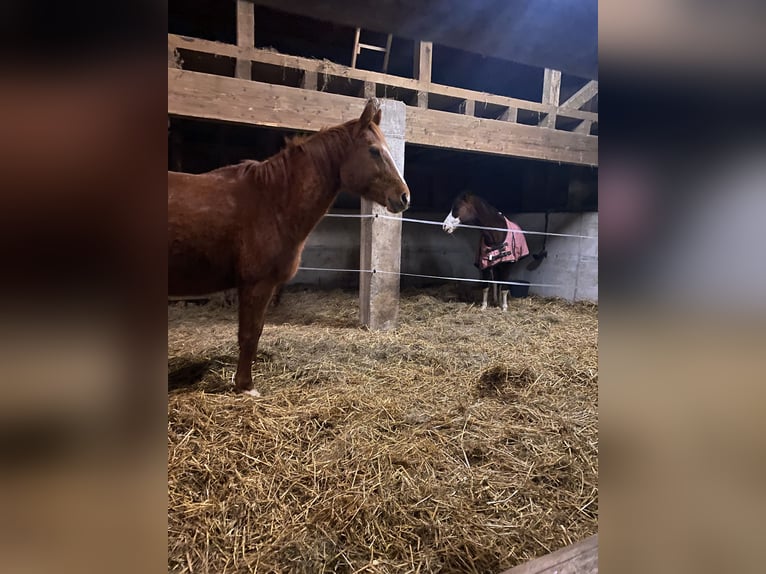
[498,263,511,312]
[480,269,491,310]
[233,282,275,396]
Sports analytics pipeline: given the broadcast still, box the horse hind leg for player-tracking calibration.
[233,282,275,396]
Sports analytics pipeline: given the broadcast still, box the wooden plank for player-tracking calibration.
[499,534,598,574]
[413,41,432,108]
[235,0,255,79]
[167,34,598,123]
[539,68,561,128]
[561,80,598,110]
[405,104,597,165]
[168,69,597,166]
[169,68,369,131]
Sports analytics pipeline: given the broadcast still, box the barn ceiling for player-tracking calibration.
[249,0,598,80]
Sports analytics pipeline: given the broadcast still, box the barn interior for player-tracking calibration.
[169,1,597,215]
[168,0,598,300]
[168,2,599,572]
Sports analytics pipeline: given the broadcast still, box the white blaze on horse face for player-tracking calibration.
[443,212,461,233]
[381,142,407,187]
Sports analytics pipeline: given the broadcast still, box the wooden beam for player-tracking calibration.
[499,534,597,574]
[463,99,475,116]
[561,80,598,110]
[362,81,375,98]
[574,120,593,135]
[539,68,561,128]
[405,104,597,165]
[235,0,255,79]
[167,34,598,123]
[168,69,597,166]
[413,41,432,108]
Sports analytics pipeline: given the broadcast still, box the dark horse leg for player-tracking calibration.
[480,268,492,310]
[496,262,513,312]
[234,281,275,395]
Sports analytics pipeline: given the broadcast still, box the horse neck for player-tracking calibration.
[472,199,506,245]
[264,129,351,243]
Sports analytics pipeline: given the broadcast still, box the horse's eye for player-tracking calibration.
[369,147,381,158]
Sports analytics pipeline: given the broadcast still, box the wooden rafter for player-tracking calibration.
[561,80,598,110]
[167,34,598,124]
[168,69,597,166]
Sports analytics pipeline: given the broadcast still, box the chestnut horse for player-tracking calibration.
[168,100,410,395]
[442,192,529,311]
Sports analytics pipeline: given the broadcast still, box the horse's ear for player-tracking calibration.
[357,99,380,132]
[372,108,382,125]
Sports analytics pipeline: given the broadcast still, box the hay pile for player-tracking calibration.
[168,286,598,573]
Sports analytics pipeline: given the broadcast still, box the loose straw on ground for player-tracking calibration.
[168,286,598,574]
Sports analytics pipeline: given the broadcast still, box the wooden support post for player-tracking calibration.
[413,41,432,108]
[301,70,318,90]
[361,81,376,98]
[235,0,254,79]
[463,99,475,116]
[360,99,406,330]
[499,106,518,122]
[539,68,561,129]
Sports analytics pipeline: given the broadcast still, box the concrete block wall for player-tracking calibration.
[291,211,598,303]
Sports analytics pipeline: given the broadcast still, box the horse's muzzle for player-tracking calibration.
[387,192,410,213]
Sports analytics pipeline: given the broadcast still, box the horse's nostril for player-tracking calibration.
[401,193,409,206]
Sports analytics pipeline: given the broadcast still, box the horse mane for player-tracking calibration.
[455,191,507,245]
[208,160,262,178]
[211,124,356,191]
[456,191,499,216]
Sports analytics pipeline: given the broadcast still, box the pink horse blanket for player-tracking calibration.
[476,217,529,270]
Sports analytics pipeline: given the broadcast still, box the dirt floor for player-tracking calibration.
[168,286,598,573]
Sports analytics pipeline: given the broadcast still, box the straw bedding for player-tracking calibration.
[168,286,598,573]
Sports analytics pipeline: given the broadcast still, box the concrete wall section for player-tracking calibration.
[291,212,598,303]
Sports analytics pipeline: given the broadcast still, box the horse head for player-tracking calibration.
[442,192,478,233]
[340,100,410,213]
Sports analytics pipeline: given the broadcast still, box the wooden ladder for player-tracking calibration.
[351,28,393,73]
